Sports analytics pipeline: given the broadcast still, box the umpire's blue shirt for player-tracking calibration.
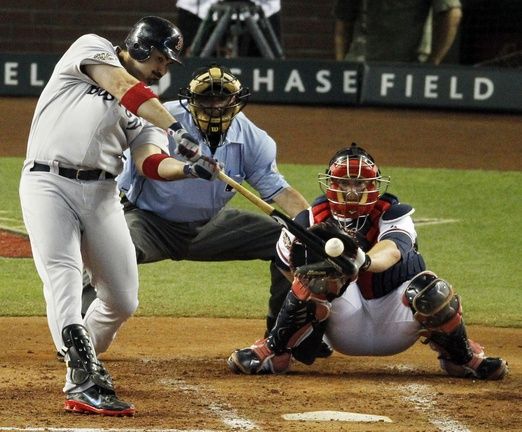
[119,101,290,223]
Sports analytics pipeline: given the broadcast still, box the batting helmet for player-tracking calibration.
[125,16,183,63]
[318,143,390,221]
[178,64,250,140]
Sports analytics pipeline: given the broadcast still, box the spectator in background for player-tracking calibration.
[176,0,282,57]
[333,0,462,64]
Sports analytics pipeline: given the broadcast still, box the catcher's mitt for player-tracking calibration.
[289,221,360,296]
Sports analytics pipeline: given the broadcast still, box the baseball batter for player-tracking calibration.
[228,144,508,381]
[19,16,220,416]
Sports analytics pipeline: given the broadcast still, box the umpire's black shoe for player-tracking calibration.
[64,385,135,416]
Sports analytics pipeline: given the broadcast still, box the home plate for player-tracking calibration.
[282,411,393,423]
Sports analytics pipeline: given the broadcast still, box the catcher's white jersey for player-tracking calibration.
[276,205,421,356]
[26,34,168,174]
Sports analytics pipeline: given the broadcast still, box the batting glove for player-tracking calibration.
[168,127,201,162]
[183,156,222,181]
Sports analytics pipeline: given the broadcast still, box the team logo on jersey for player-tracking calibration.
[93,52,117,62]
[126,116,142,130]
[87,85,115,101]
[282,230,293,249]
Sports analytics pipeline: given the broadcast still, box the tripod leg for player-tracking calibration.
[244,13,274,58]
[201,8,234,57]
[260,16,284,59]
[189,15,215,57]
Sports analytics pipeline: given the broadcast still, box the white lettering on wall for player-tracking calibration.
[449,76,463,99]
[377,73,495,101]
[424,75,439,98]
[253,68,274,92]
[380,73,395,96]
[284,70,305,92]
[316,70,331,93]
[474,78,494,100]
[343,70,357,94]
[405,74,413,98]
[5,62,18,85]
[30,63,44,86]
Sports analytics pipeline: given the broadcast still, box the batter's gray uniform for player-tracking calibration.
[19,34,168,393]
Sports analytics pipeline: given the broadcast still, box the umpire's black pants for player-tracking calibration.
[123,201,290,332]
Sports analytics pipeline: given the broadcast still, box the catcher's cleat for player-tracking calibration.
[64,385,135,416]
[227,338,291,375]
[316,341,334,359]
[431,339,508,380]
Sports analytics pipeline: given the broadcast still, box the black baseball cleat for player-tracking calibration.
[64,384,135,416]
[431,339,508,380]
[471,357,508,380]
[316,341,334,359]
[227,338,291,375]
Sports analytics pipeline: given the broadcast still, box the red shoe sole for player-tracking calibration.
[64,399,135,417]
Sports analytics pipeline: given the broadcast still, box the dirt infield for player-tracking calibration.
[0,317,520,431]
[0,97,520,431]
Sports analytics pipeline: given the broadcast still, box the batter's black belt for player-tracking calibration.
[30,162,115,181]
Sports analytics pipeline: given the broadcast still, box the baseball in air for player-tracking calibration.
[324,237,345,257]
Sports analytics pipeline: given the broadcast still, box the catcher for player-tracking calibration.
[227,143,508,380]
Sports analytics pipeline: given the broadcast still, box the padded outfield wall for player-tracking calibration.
[1,55,522,113]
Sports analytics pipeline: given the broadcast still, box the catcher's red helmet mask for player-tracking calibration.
[318,143,390,221]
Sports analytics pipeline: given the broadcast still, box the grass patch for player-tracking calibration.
[1,158,520,327]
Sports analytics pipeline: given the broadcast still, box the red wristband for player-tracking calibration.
[142,153,170,180]
[120,82,158,115]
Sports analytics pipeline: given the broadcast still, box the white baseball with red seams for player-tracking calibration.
[324,237,344,257]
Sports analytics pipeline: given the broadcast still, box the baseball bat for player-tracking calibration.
[216,170,357,274]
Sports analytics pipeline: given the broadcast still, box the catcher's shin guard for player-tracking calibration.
[268,279,330,354]
[228,281,330,374]
[404,272,508,380]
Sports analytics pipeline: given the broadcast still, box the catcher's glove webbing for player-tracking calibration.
[290,221,360,296]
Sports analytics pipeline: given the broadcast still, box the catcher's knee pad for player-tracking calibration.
[62,324,114,391]
[403,271,462,333]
